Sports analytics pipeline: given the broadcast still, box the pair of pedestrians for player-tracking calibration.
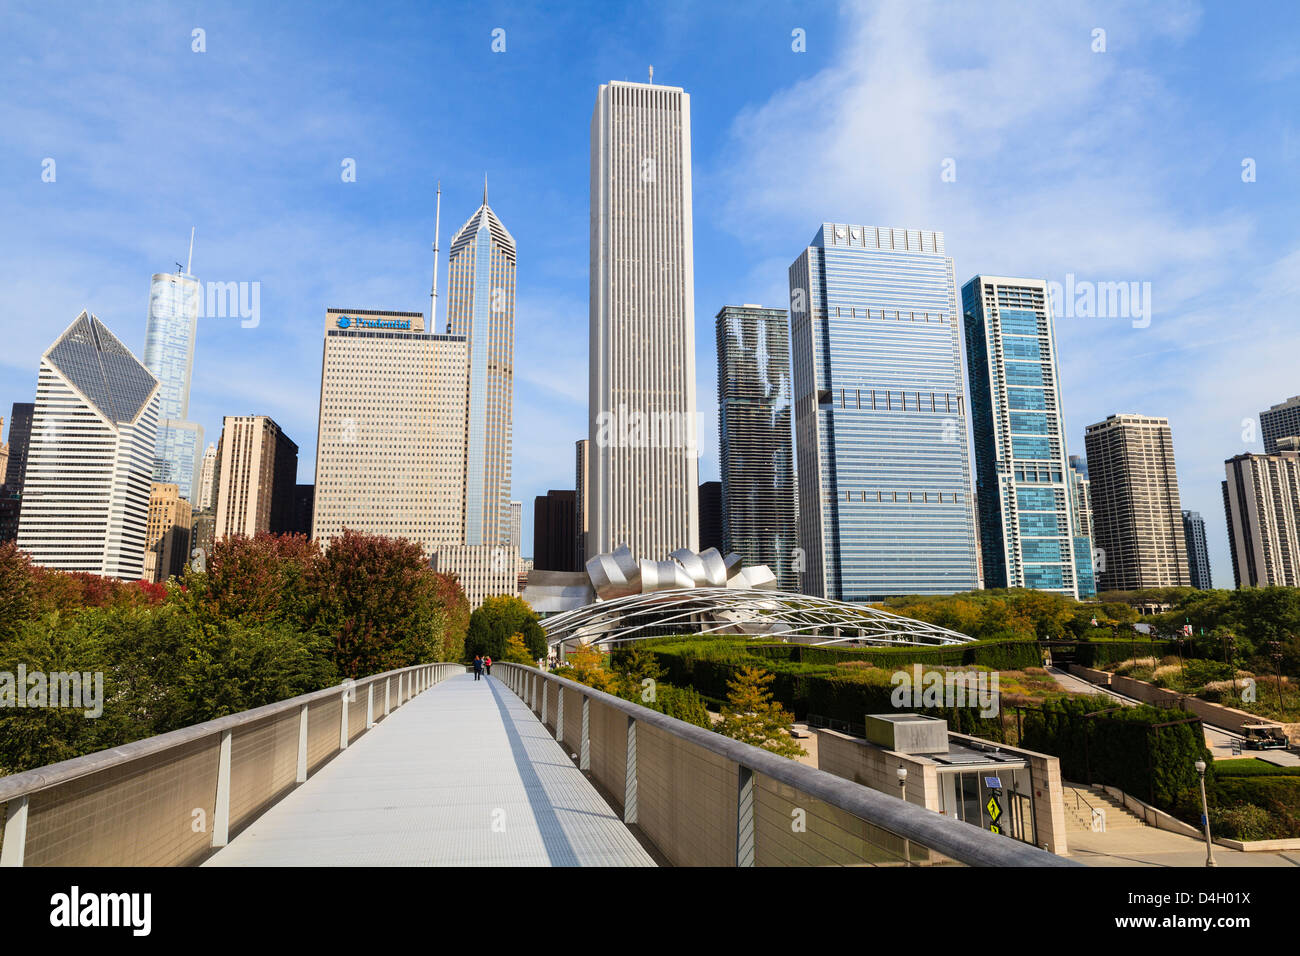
[471,655,493,680]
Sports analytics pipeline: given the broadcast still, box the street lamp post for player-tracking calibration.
[1273,637,1288,714]
[897,766,910,866]
[1225,632,1237,700]
[1195,760,1216,867]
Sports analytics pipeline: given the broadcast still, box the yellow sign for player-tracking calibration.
[986,795,1002,822]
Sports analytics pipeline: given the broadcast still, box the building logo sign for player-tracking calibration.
[335,314,410,331]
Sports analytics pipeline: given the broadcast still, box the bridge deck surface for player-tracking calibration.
[204,673,655,867]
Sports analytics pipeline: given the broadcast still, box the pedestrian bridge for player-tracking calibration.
[0,662,1074,867]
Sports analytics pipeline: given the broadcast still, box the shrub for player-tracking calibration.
[1209,804,1274,841]
[714,665,806,758]
[1183,776,1300,840]
[1021,697,1209,808]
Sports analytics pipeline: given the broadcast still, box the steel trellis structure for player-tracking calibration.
[541,587,973,648]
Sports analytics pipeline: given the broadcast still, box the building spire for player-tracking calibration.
[186,227,195,275]
[483,173,488,208]
[430,181,441,330]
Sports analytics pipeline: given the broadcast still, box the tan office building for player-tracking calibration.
[429,543,520,609]
[214,415,298,539]
[312,308,469,556]
[1224,439,1300,587]
[144,482,193,583]
[1083,414,1190,591]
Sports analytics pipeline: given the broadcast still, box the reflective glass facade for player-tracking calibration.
[715,305,799,590]
[143,271,204,499]
[153,420,203,502]
[789,225,980,601]
[963,276,1086,597]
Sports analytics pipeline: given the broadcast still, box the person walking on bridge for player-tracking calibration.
[484,655,493,677]
[472,655,483,681]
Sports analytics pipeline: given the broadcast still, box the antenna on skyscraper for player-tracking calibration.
[430,181,441,331]
[186,227,195,275]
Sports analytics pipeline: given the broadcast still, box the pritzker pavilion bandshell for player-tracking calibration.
[522,546,972,649]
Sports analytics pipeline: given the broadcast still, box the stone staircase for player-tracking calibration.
[1061,783,1145,832]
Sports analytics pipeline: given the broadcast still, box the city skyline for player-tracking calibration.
[3,3,1299,587]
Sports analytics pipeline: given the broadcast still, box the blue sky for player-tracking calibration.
[1,0,1297,588]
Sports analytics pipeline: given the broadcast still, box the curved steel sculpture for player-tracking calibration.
[540,587,973,649]
[523,544,973,649]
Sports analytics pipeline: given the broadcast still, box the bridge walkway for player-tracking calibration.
[204,673,655,867]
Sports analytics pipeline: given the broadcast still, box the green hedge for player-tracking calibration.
[1071,639,1177,668]
[1212,759,1300,778]
[642,638,1009,739]
[1020,697,1209,808]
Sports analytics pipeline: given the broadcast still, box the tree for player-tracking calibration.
[197,532,321,627]
[714,664,806,758]
[502,633,533,665]
[433,572,469,661]
[465,594,546,661]
[564,644,615,693]
[610,646,664,701]
[313,529,455,677]
[0,540,36,642]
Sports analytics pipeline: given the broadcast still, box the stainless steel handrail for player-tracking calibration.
[496,663,1078,867]
[0,661,458,805]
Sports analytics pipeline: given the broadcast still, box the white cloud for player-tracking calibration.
[710,0,1291,588]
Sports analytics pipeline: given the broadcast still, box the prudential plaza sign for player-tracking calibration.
[335,314,410,331]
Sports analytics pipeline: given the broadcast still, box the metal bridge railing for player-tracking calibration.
[0,662,464,866]
[495,663,1079,867]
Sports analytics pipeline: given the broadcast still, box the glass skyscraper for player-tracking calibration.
[715,304,799,590]
[446,185,515,548]
[143,266,203,501]
[963,276,1088,598]
[788,225,980,601]
[1182,509,1212,589]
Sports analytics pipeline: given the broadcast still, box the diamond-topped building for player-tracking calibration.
[17,312,160,579]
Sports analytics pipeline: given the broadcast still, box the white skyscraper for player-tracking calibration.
[589,78,699,560]
[509,500,521,556]
[17,312,160,579]
[198,441,217,510]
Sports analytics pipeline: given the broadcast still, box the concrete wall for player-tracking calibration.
[816,729,939,810]
[817,728,1069,857]
[1069,664,1300,743]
